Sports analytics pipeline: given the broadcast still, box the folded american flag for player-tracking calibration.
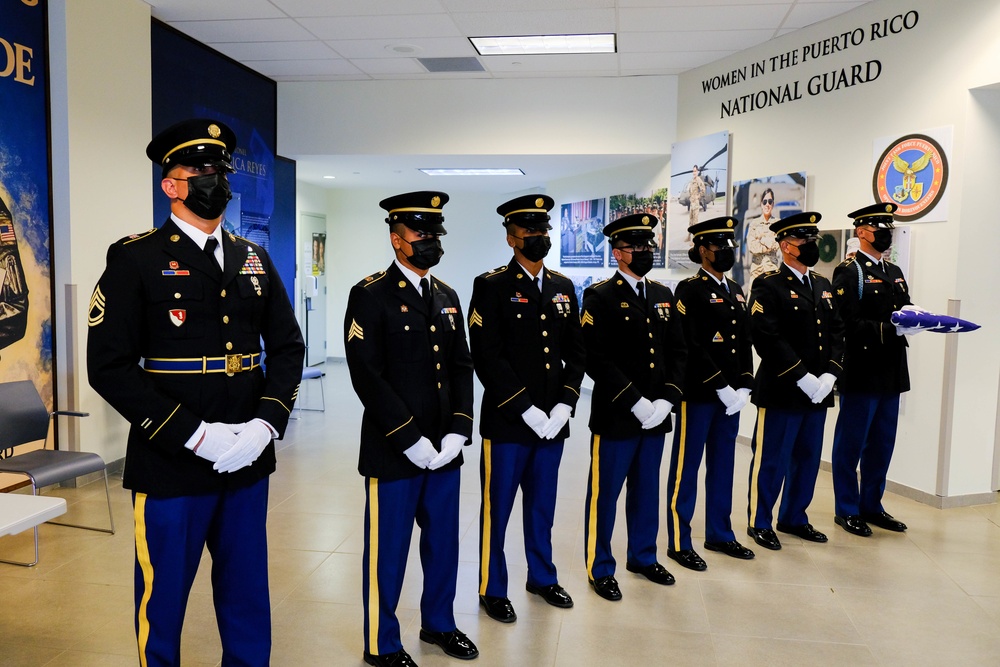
[891,309,980,333]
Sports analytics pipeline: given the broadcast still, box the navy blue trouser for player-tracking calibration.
[667,401,740,551]
[584,432,665,581]
[133,477,270,667]
[362,468,460,657]
[479,439,564,598]
[832,391,901,517]
[747,407,826,529]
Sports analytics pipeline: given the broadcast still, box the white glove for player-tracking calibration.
[726,387,751,416]
[895,325,922,337]
[901,304,929,313]
[214,418,273,473]
[796,373,821,399]
[811,373,836,404]
[540,403,572,439]
[642,399,672,430]
[716,385,739,410]
[428,433,466,470]
[403,436,437,468]
[631,397,655,424]
[522,405,549,439]
[187,422,239,463]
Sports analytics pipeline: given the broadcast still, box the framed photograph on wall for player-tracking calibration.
[731,171,806,290]
[607,189,669,269]
[668,131,731,270]
[558,199,606,268]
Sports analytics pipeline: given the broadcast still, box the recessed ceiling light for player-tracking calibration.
[470,34,616,56]
[323,175,336,179]
[419,168,525,176]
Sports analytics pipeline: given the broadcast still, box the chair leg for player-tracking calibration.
[46,471,116,534]
[0,486,42,567]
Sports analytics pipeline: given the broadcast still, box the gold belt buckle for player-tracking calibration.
[225,354,242,376]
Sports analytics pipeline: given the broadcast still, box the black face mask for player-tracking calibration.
[626,250,654,277]
[402,237,443,270]
[709,247,736,273]
[794,240,820,267]
[518,235,551,262]
[870,229,893,253]
[178,172,232,220]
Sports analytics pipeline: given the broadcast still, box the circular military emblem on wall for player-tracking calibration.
[872,133,948,221]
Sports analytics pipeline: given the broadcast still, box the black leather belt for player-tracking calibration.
[143,353,261,376]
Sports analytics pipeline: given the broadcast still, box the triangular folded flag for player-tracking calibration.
[890,309,980,333]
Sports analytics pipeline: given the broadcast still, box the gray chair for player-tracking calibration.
[298,366,325,411]
[0,380,115,566]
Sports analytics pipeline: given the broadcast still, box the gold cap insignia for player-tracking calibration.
[431,196,441,208]
[809,215,816,223]
[208,124,221,139]
[535,197,545,208]
[642,216,650,225]
[727,219,734,228]
[885,204,893,213]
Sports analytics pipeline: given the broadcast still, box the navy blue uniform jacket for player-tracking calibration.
[747,264,844,409]
[468,259,585,442]
[87,219,305,496]
[344,262,474,480]
[581,272,686,438]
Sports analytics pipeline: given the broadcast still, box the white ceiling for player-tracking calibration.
[143,0,873,191]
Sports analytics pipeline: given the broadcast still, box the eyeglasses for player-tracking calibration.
[761,198,774,205]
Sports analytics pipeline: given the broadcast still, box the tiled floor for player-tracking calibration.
[2,362,1000,666]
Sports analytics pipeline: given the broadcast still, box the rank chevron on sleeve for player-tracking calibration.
[347,319,364,342]
[469,308,483,327]
[750,301,764,316]
[581,310,594,326]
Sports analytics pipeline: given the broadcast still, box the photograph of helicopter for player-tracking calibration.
[668,131,731,270]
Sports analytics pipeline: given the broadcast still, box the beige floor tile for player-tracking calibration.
[700,578,861,643]
[921,549,1000,596]
[555,620,717,667]
[41,650,162,667]
[712,635,878,666]
[286,551,361,604]
[0,642,62,667]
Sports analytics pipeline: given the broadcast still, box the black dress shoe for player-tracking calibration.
[419,628,479,660]
[834,515,872,537]
[861,510,907,532]
[364,649,418,667]
[479,595,516,623]
[776,522,828,543]
[589,575,622,601]
[625,561,676,585]
[667,548,707,571]
[525,582,574,608]
[703,540,755,560]
[747,527,782,550]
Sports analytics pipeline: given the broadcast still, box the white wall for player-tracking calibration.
[50,0,152,464]
[675,0,1000,501]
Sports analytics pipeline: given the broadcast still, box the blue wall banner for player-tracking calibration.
[0,0,55,411]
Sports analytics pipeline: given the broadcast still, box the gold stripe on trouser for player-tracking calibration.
[668,402,688,551]
[748,407,766,526]
[367,478,380,655]
[134,494,154,667]
[479,440,492,596]
[585,435,601,579]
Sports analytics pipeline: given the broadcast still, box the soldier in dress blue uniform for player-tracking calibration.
[581,214,686,601]
[665,217,756,573]
[469,195,585,623]
[344,191,479,667]
[87,119,305,667]
[831,202,918,536]
[745,212,844,551]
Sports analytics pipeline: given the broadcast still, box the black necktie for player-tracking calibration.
[420,277,432,309]
[203,237,220,273]
[720,279,729,293]
[637,281,645,302]
[803,275,811,291]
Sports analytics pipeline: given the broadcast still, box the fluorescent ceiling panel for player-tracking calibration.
[470,33,616,55]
